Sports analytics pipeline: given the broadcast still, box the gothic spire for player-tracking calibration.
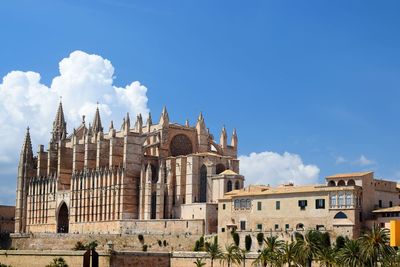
[51,101,67,143]
[92,105,103,134]
[220,126,227,148]
[231,128,238,149]
[20,127,33,162]
[159,106,169,127]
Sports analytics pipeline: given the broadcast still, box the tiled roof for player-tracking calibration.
[326,171,373,179]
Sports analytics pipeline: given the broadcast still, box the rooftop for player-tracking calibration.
[326,171,373,179]
[372,206,400,213]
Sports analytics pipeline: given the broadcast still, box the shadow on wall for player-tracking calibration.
[0,233,11,249]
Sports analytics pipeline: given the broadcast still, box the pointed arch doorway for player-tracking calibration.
[57,202,69,233]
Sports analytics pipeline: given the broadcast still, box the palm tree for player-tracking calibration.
[193,258,206,267]
[336,239,364,267]
[293,230,321,267]
[206,238,223,267]
[359,225,395,267]
[281,241,296,267]
[318,247,335,267]
[253,248,269,267]
[264,236,284,266]
[240,248,250,267]
[223,243,242,267]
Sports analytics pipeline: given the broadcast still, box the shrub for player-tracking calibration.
[231,232,240,246]
[256,232,264,245]
[0,263,12,267]
[45,257,68,267]
[138,234,144,243]
[245,235,252,251]
[199,236,204,248]
[163,240,167,247]
[73,241,86,251]
[194,240,201,251]
[321,232,331,248]
[86,240,98,250]
[142,244,148,252]
[158,240,162,246]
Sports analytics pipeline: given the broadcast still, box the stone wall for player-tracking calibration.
[12,232,201,252]
[0,250,110,267]
[111,251,170,267]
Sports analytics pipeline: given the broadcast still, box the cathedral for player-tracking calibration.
[15,103,244,235]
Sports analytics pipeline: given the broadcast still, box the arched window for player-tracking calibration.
[227,180,232,192]
[216,164,226,174]
[57,202,69,233]
[328,180,336,187]
[338,180,345,186]
[235,181,240,190]
[199,165,207,203]
[170,134,193,156]
[334,211,348,219]
[347,179,355,186]
[146,164,158,183]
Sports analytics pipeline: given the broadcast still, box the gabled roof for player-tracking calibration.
[220,169,238,175]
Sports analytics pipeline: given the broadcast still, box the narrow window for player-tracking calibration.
[257,201,262,211]
[274,224,279,230]
[240,221,246,231]
[222,204,226,210]
[379,200,382,208]
[298,200,307,210]
[390,201,393,207]
[276,201,280,210]
[257,224,262,230]
[221,227,225,232]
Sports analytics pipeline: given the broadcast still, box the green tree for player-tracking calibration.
[318,247,335,267]
[293,230,321,267]
[193,258,206,267]
[336,239,364,267]
[245,235,252,251]
[206,238,223,267]
[334,236,346,251]
[264,236,284,265]
[281,241,296,267]
[253,248,269,267]
[223,243,242,267]
[359,225,395,267]
[232,232,240,246]
[257,233,265,245]
[45,257,68,267]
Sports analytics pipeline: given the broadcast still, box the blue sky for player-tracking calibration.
[1,1,400,205]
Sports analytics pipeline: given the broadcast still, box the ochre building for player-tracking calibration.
[15,103,244,235]
[218,171,400,251]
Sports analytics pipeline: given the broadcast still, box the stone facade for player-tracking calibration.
[14,103,244,236]
[218,171,400,251]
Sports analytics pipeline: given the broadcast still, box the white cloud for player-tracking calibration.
[354,155,375,166]
[239,151,320,186]
[0,50,150,170]
[335,156,347,165]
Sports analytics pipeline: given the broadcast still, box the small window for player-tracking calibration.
[222,204,226,210]
[316,225,325,230]
[257,201,262,211]
[276,201,280,210]
[379,200,382,208]
[240,221,246,231]
[315,199,325,209]
[285,224,289,229]
[257,224,262,230]
[359,212,363,222]
[274,224,279,230]
[390,201,393,207]
[298,200,307,210]
[221,227,225,232]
